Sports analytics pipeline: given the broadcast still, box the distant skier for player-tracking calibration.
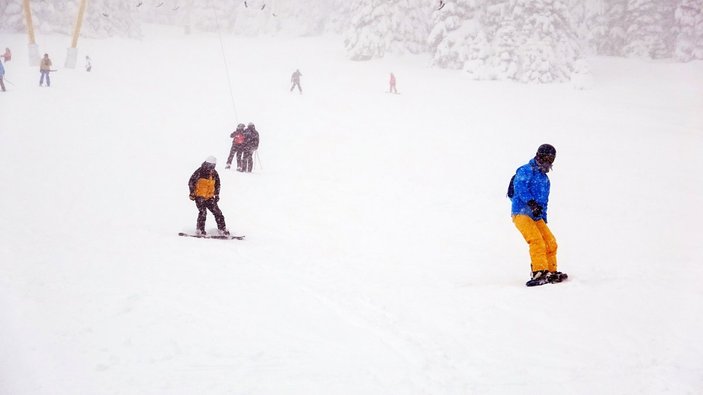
[389,72,398,94]
[0,59,6,92]
[226,123,246,171]
[290,69,302,94]
[39,53,52,87]
[241,122,260,172]
[2,47,11,62]
[508,144,567,286]
[85,55,92,72]
[188,156,230,236]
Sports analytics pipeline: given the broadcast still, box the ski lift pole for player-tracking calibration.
[255,150,263,171]
[65,0,88,68]
[22,0,40,65]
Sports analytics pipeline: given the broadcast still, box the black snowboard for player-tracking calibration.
[178,232,245,240]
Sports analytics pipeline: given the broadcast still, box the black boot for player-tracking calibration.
[526,270,550,287]
[547,271,568,283]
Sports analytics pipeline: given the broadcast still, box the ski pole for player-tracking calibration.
[255,150,263,170]
[3,78,14,86]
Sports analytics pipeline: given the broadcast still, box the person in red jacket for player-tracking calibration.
[389,72,398,94]
[226,123,246,170]
[2,48,11,62]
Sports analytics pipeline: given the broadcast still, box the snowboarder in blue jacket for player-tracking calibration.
[509,144,567,286]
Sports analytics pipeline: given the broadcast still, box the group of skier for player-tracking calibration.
[0,50,93,91]
[182,67,561,287]
[186,122,261,237]
[226,122,260,172]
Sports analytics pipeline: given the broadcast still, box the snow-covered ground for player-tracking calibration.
[1,25,702,395]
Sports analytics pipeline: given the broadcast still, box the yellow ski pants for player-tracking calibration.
[512,214,558,272]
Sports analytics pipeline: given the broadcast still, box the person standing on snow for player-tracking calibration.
[188,156,230,236]
[2,47,11,63]
[226,123,246,171]
[508,144,567,286]
[290,69,302,94]
[389,72,398,94]
[241,122,260,173]
[39,53,52,87]
[0,59,6,92]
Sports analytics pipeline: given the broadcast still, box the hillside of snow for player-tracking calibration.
[1,25,702,394]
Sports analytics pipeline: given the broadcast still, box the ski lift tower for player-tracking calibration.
[22,0,40,66]
[65,0,88,69]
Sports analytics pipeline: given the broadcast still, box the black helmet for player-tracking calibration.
[247,122,255,128]
[237,123,245,130]
[536,144,556,157]
[535,144,556,172]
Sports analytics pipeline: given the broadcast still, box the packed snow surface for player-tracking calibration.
[1,26,702,395]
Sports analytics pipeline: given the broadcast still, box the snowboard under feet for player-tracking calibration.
[178,232,245,240]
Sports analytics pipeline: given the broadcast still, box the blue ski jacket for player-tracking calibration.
[510,158,551,222]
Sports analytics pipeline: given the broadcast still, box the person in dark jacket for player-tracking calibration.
[290,69,302,94]
[241,122,260,173]
[188,156,229,236]
[226,123,246,170]
[509,144,567,286]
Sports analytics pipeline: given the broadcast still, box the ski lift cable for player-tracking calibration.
[209,0,239,121]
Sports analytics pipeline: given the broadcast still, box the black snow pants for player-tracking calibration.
[242,150,254,172]
[227,145,245,170]
[195,198,226,232]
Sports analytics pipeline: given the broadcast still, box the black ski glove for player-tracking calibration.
[527,200,543,218]
[214,195,220,203]
[189,194,196,201]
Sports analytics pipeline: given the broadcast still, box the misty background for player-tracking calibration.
[1,0,702,83]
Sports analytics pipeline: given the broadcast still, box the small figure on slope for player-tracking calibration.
[290,69,302,94]
[226,123,246,170]
[188,156,230,236]
[39,53,52,87]
[508,144,567,286]
[2,47,11,62]
[241,122,260,173]
[85,55,92,72]
[389,72,398,94]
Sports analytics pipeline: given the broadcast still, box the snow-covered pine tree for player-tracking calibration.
[674,0,703,61]
[27,0,72,35]
[343,0,431,61]
[622,0,675,58]
[599,0,628,55]
[343,0,389,60]
[0,0,26,33]
[82,0,142,38]
[390,0,432,55]
[569,0,608,56]
[428,0,483,70]
[494,0,581,83]
[487,12,520,79]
